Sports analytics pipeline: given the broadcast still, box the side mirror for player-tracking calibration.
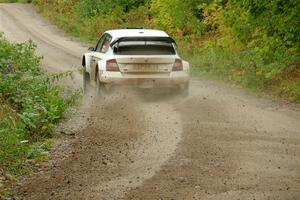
[88,47,95,51]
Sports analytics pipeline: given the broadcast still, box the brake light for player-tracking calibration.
[172,59,183,71]
[106,59,120,71]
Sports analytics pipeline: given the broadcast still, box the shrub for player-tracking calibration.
[0,34,72,175]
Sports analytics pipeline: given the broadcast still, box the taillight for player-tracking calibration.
[172,59,183,71]
[106,59,120,71]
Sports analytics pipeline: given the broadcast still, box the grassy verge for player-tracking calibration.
[0,34,76,197]
[189,44,300,102]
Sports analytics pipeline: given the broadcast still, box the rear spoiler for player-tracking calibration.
[110,37,176,47]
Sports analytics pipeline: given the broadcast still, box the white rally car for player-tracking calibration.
[82,28,189,95]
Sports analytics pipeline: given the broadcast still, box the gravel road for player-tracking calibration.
[1,4,300,200]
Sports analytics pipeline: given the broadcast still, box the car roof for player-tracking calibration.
[105,29,169,41]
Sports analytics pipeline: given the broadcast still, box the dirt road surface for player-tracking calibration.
[1,3,300,200]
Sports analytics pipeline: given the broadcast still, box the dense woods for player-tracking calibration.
[32,0,300,102]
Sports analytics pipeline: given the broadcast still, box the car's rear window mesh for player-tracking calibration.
[113,41,176,55]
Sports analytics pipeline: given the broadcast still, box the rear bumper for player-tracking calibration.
[99,71,189,88]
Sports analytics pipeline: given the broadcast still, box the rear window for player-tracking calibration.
[113,41,176,55]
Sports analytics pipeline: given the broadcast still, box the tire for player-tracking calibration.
[83,67,90,94]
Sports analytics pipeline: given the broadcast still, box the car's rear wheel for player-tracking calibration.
[83,67,90,94]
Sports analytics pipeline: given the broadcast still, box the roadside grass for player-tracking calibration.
[0,34,77,197]
[189,45,300,103]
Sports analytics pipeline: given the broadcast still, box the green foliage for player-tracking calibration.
[281,80,300,103]
[73,0,147,18]
[150,0,206,36]
[0,34,72,177]
[223,0,300,49]
[0,0,32,3]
